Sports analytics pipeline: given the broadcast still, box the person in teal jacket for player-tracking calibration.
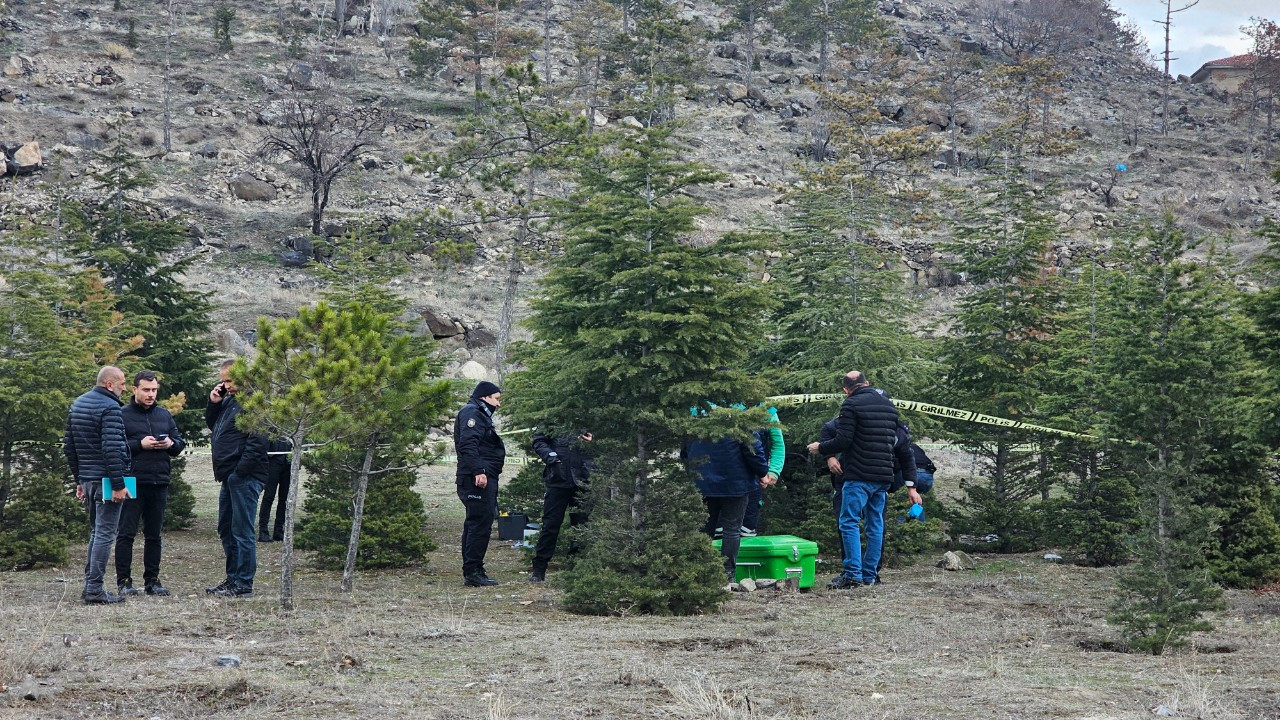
[742,406,783,536]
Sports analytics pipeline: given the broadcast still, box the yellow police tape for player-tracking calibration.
[764,394,1096,440]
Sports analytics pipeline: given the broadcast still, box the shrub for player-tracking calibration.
[0,472,83,570]
[105,42,133,60]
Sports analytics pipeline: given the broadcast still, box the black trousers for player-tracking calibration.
[532,484,587,573]
[703,495,749,574]
[259,461,290,540]
[457,476,498,577]
[115,483,169,586]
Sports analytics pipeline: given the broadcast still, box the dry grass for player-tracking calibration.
[1,461,1277,719]
[103,42,132,60]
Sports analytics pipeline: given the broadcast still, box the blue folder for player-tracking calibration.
[102,476,137,500]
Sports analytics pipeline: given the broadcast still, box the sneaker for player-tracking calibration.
[258,531,273,543]
[82,590,126,604]
[213,584,253,598]
[740,526,758,537]
[145,582,172,596]
[713,527,724,539]
[117,579,141,597]
[827,575,861,590]
[464,574,498,587]
[528,571,545,583]
[205,579,232,595]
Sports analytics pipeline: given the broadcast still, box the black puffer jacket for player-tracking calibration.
[64,385,131,489]
[817,385,900,484]
[121,399,186,485]
[532,433,593,489]
[454,397,505,483]
[205,395,269,483]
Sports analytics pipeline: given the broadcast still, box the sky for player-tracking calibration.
[1109,0,1274,77]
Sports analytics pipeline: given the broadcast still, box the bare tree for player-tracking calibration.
[370,0,413,58]
[980,0,1103,60]
[1155,0,1199,136]
[1240,18,1280,164]
[258,84,389,236]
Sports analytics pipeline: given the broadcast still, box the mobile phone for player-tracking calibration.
[155,433,169,442]
[216,383,228,397]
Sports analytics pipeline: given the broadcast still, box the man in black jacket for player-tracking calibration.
[64,366,132,604]
[454,381,505,587]
[529,430,593,583]
[204,359,269,598]
[116,370,185,597]
[807,370,905,589]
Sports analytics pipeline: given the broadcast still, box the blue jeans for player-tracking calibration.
[839,480,888,584]
[217,474,262,588]
[82,481,124,595]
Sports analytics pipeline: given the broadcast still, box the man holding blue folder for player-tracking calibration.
[64,366,133,605]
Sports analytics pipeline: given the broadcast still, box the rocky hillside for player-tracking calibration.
[1,0,1277,379]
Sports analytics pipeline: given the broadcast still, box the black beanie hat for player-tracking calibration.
[472,380,501,400]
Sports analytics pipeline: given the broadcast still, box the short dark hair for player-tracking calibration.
[842,371,867,390]
[134,370,159,385]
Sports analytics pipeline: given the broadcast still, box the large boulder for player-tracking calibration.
[421,309,462,338]
[12,142,41,174]
[458,360,488,381]
[229,172,277,202]
[285,62,316,90]
[465,326,497,349]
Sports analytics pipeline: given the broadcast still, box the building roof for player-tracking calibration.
[1190,54,1257,83]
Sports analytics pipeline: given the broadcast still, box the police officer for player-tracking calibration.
[454,381,505,587]
[529,429,593,582]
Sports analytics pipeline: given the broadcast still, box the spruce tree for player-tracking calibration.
[1096,216,1273,651]
[410,0,538,111]
[936,174,1063,552]
[66,134,215,439]
[506,126,775,615]
[602,0,706,125]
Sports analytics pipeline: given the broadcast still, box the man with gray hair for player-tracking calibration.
[65,366,133,604]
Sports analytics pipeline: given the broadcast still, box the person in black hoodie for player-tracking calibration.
[204,359,269,598]
[529,430,594,583]
[454,381,505,587]
[116,370,186,597]
[683,431,769,581]
[258,437,292,542]
[64,366,132,604]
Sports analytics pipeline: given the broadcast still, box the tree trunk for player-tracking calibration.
[494,243,522,382]
[280,436,306,610]
[341,435,377,592]
[335,0,348,40]
[0,442,12,527]
[311,177,324,236]
[163,1,175,152]
[744,9,755,95]
[542,0,553,83]
[631,432,647,530]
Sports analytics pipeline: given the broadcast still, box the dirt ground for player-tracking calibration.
[2,458,1278,720]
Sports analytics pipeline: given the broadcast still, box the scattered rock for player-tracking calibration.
[214,655,242,668]
[65,130,104,150]
[938,550,975,571]
[12,142,42,174]
[3,55,33,78]
[421,308,462,338]
[287,235,315,258]
[720,83,748,102]
[736,113,757,134]
[754,578,778,589]
[216,328,252,357]
[728,582,743,592]
[715,43,741,60]
[196,143,218,158]
[458,360,488,381]
[739,577,757,592]
[1152,705,1175,717]
[1043,553,1064,563]
[894,3,925,21]
[286,62,315,89]
[163,151,192,163]
[182,79,207,95]
[618,116,644,130]
[229,173,277,202]
[465,326,497,349]
[280,250,310,268]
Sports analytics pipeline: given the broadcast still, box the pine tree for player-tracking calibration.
[602,0,705,125]
[936,174,1063,552]
[410,0,538,111]
[234,302,395,609]
[410,64,588,379]
[66,133,215,438]
[506,126,775,615]
[710,0,777,94]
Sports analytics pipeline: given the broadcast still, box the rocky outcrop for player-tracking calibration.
[228,173,277,202]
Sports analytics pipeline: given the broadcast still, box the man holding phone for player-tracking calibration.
[117,370,186,597]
